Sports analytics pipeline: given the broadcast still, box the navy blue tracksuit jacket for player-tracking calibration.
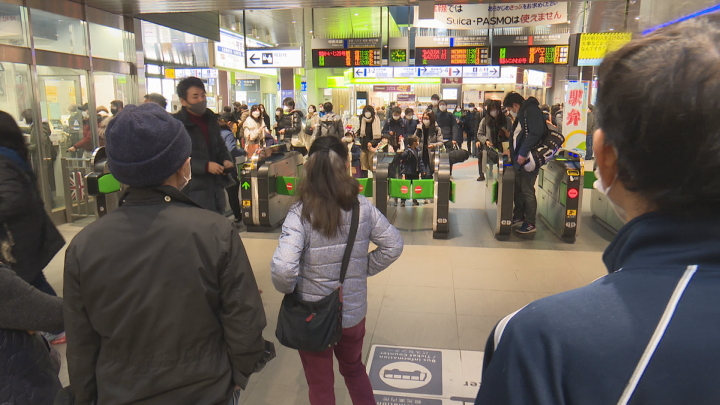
[476,212,720,405]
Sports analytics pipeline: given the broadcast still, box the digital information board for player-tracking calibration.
[415,47,490,66]
[312,49,381,68]
[493,45,568,65]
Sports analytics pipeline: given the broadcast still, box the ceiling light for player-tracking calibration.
[609,28,615,31]
[309,30,313,33]
[291,20,296,23]
[354,13,359,16]
[635,16,640,20]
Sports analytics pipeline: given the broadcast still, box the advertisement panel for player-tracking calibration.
[414,2,568,30]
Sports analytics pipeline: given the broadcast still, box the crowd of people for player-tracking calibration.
[1,14,720,405]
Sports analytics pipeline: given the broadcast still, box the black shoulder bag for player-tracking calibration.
[275,199,360,352]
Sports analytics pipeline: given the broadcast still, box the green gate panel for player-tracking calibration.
[389,178,412,199]
[449,181,456,203]
[492,181,499,204]
[98,174,121,194]
[357,178,373,197]
[584,170,596,189]
[276,176,298,196]
[412,179,434,199]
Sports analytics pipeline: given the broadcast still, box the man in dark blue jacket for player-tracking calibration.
[382,107,407,151]
[476,14,720,405]
[504,92,545,234]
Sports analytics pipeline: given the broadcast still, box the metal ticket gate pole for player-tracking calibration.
[373,152,397,218]
[484,150,516,241]
[536,150,584,243]
[432,153,451,239]
[86,147,122,219]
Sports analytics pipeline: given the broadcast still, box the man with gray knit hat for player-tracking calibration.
[63,103,272,405]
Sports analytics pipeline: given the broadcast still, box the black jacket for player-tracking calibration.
[436,110,460,142]
[64,186,268,405]
[382,117,408,149]
[510,97,546,166]
[399,147,426,177]
[463,110,482,140]
[0,154,64,283]
[0,265,64,405]
[172,108,233,209]
[278,109,304,138]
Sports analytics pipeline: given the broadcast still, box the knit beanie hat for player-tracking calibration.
[105,103,191,187]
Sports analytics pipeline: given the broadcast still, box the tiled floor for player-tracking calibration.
[44,161,610,404]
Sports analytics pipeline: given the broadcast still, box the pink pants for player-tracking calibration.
[298,318,375,405]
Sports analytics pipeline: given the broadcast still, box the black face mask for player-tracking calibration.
[111,108,118,115]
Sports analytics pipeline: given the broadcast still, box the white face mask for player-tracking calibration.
[252,111,260,118]
[509,110,517,118]
[364,112,372,118]
[432,100,439,106]
[179,161,192,190]
[594,167,627,223]
[439,105,447,112]
[393,115,401,120]
[490,110,498,118]
[422,119,431,127]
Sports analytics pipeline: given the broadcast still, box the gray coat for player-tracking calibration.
[271,195,403,328]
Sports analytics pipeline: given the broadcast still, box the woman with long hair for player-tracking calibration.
[271,136,403,405]
[243,105,268,156]
[258,104,275,147]
[358,105,381,176]
[476,99,512,181]
[415,110,444,176]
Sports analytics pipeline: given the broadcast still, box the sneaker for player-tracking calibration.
[43,331,66,345]
[423,200,431,205]
[516,223,537,234]
[412,200,420,206]
[512,216,524,225]
[400,201,406,207]
[477,175,486,182]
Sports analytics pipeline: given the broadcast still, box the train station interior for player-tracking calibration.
[3,0,719,404]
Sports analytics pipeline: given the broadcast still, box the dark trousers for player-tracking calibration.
[401,173,420,203]
[225,180,241,220]
[477,145,484,176]
[513,168,538,225]
[586,134,594,160]
[466,135,473,156]
[298,318,374,405]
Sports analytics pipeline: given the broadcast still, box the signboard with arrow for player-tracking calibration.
[245,48,303,68]
[462,66,501,78]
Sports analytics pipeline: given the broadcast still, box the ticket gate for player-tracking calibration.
[239,143,304,231]
[483,151,515,241]
[591,187,624,234]
[86,147,122,218]
[536,150,584,243]
[374,152,453,239]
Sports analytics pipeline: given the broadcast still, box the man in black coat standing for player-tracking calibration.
[64,103,272,405]
[463,103,482,157]
[172,77,234,214]
[504,92,546,234]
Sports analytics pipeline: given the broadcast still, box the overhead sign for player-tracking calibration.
[353,67,394,78]
[493,33,570,46]
[245,48,303,68]
[493,45,569,65]
[373,85,412,92]
[312,49,381,68]
[576,32,632,66]
[462,66,500,78]
[311,38,381,49]
[215,28,270,71]
[416,47,490,66]
[415,36,489,47]
[414,2,568,30]
[235,79,260,91]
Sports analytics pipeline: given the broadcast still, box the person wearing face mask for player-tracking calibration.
[67,104,94,157]
[477,15,720,404]
[305,105,320,144]
[435,100,459,151]
[358,105,381,176]
[110,100,123,116]
[243,105,269,156]
[277,97,306,154]
[426,94,441,115]
[381,106,407,150]
[476,100,511,182]
[172,76,234,214]
[64,102,273,405]
[502,91,545,234]
[317,103,326,118]
[463,103,482,157]
[414,111,443,177]
[376,106,386,126]
[404,108,419,135]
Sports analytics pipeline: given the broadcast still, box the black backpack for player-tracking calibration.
[319,115,341,138]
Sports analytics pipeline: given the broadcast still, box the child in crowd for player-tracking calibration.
[399,135,426,207]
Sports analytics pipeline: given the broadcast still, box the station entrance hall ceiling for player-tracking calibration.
[72,0,623,14]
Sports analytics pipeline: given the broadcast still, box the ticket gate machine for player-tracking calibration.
[483,152,516,241]
[536,150,584,243]
[239,144,304,232]
[86,147,122,218]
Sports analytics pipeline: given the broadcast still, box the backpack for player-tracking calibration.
[523,122,565,172]
[319,114,341,138]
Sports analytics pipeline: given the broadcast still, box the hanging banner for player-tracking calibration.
[563,81,590,151]
[415,2,568,30]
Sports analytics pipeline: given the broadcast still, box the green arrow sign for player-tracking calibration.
[241,182,250,190]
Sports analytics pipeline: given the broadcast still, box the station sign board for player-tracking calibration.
[575,32,632,66]
[416,46,490,66]
[245,48,303,68]
[493,33,570,46]
[354,66,502,79]
[414,2,568,30]
[462,66,500,78]
[415,36,489,47]
[312,48,382,68]
[492,45,569,65]
[353,67,394,78]
[311,38,381,49]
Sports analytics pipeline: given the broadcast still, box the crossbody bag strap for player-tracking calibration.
[339,199,360,285]
[616,265,698,405]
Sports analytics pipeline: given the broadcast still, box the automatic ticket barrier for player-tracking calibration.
[239,144,304,231]
[375,152,454,239]
[483,151,515,241]
[536,150,584,243]
[86,147,122,218]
